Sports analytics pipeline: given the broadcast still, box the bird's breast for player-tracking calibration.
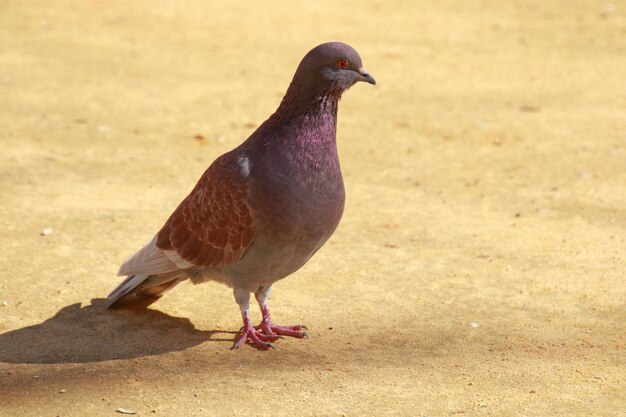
[249,148,345,245]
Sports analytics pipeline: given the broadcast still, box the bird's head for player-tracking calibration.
[293,42,376,95]
[273,42,375,117]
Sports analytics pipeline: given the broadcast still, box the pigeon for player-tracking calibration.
[106,42,376,349]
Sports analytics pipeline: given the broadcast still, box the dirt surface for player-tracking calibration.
[1,0,625,416]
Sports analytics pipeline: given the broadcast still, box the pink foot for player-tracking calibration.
[258,307,308,339]
[233,312,280,350]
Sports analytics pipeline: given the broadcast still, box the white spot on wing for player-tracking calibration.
[237,156,250,177]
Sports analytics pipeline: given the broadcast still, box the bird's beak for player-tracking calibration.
[357,68,376,85]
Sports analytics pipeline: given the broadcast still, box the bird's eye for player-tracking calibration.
[336,59,348,69]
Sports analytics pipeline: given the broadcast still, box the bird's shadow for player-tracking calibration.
[0,298,236,364]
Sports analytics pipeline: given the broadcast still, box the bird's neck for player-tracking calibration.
[267,82,342,151]
[247,87,343,193]
[273,79,342,122]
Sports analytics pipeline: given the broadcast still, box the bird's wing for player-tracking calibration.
[153,151,256,268]
[117,235,192,276]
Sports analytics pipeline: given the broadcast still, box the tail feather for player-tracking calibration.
[105,272,184,308]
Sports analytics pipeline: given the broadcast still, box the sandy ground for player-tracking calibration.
[1,0,625,416]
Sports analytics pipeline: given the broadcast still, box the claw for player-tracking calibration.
[257,306,309,340]
[234,310,282,350]
[232,326,277,350]
[260,323,309,339]
[234,301,310,349]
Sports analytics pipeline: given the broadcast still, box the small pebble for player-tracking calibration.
[116,407,136,415]
[59,389,66,393]
[41,227,53,236]
[519,105,540,113]
[469,322,480,328]
[0,301,7,307]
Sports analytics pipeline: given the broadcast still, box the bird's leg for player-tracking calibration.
[232,287,279,350]
[254,286,308,339]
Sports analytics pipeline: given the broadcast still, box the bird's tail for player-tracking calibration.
[105,272,184,308]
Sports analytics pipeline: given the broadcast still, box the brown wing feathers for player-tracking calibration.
[156,154,255,267]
